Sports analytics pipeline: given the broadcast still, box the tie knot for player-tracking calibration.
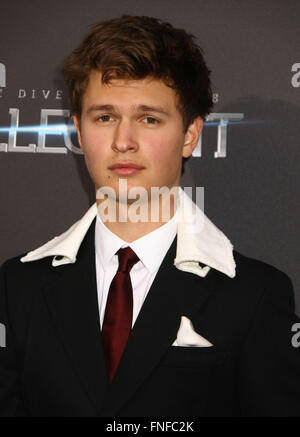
[116,247,139,273]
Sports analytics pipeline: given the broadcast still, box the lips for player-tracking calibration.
[108,162,145,176]
[109,162,145,170]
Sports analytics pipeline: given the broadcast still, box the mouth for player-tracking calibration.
[108,162,145,176]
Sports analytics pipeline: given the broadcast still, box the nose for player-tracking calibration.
[112,119,138,153]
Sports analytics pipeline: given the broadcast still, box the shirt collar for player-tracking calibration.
[21,187,236,278]
[95,204,179,273]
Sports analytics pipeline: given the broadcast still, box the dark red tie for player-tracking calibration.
[101,247,139,383]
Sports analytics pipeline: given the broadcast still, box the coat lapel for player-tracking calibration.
[101,234,218,416]
[42,219,108,414]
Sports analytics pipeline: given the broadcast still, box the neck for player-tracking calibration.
[96,186,180,242]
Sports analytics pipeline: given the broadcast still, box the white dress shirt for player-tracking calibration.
[94,205,179,328]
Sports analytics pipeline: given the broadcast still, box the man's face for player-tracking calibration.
[74,70,202,202]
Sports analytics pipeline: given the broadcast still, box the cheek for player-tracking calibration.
[147,134,182,169]
[80,128,107,158]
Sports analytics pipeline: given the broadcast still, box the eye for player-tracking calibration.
[97,114,114,122]
[143,116,159,125]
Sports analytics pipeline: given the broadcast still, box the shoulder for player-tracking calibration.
[1,252,53,280]
[233,249,293,288]
[229,250,295,312]
[0,253,55,310]
[0,254,60,337]
[206,249,295,314]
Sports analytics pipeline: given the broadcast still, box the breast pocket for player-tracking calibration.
[160,345,226,369]
[144,345,226,416]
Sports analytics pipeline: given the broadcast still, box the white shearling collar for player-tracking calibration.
[21,187,236,278]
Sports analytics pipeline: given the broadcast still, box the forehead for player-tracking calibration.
[82,70,179,111]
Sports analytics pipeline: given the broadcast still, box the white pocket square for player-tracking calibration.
[172,316,213,347]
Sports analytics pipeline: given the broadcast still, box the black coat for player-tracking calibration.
[0,220,299,417]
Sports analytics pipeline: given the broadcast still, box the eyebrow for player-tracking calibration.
[136,105,171,116]
[86,104,116,115]
[86,104,171,117]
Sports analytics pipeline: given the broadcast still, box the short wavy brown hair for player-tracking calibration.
[62,15,213,172]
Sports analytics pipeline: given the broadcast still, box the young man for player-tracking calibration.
[0,15,299,417]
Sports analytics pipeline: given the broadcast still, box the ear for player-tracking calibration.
[73,114,84,152]
[182,116,203,158]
